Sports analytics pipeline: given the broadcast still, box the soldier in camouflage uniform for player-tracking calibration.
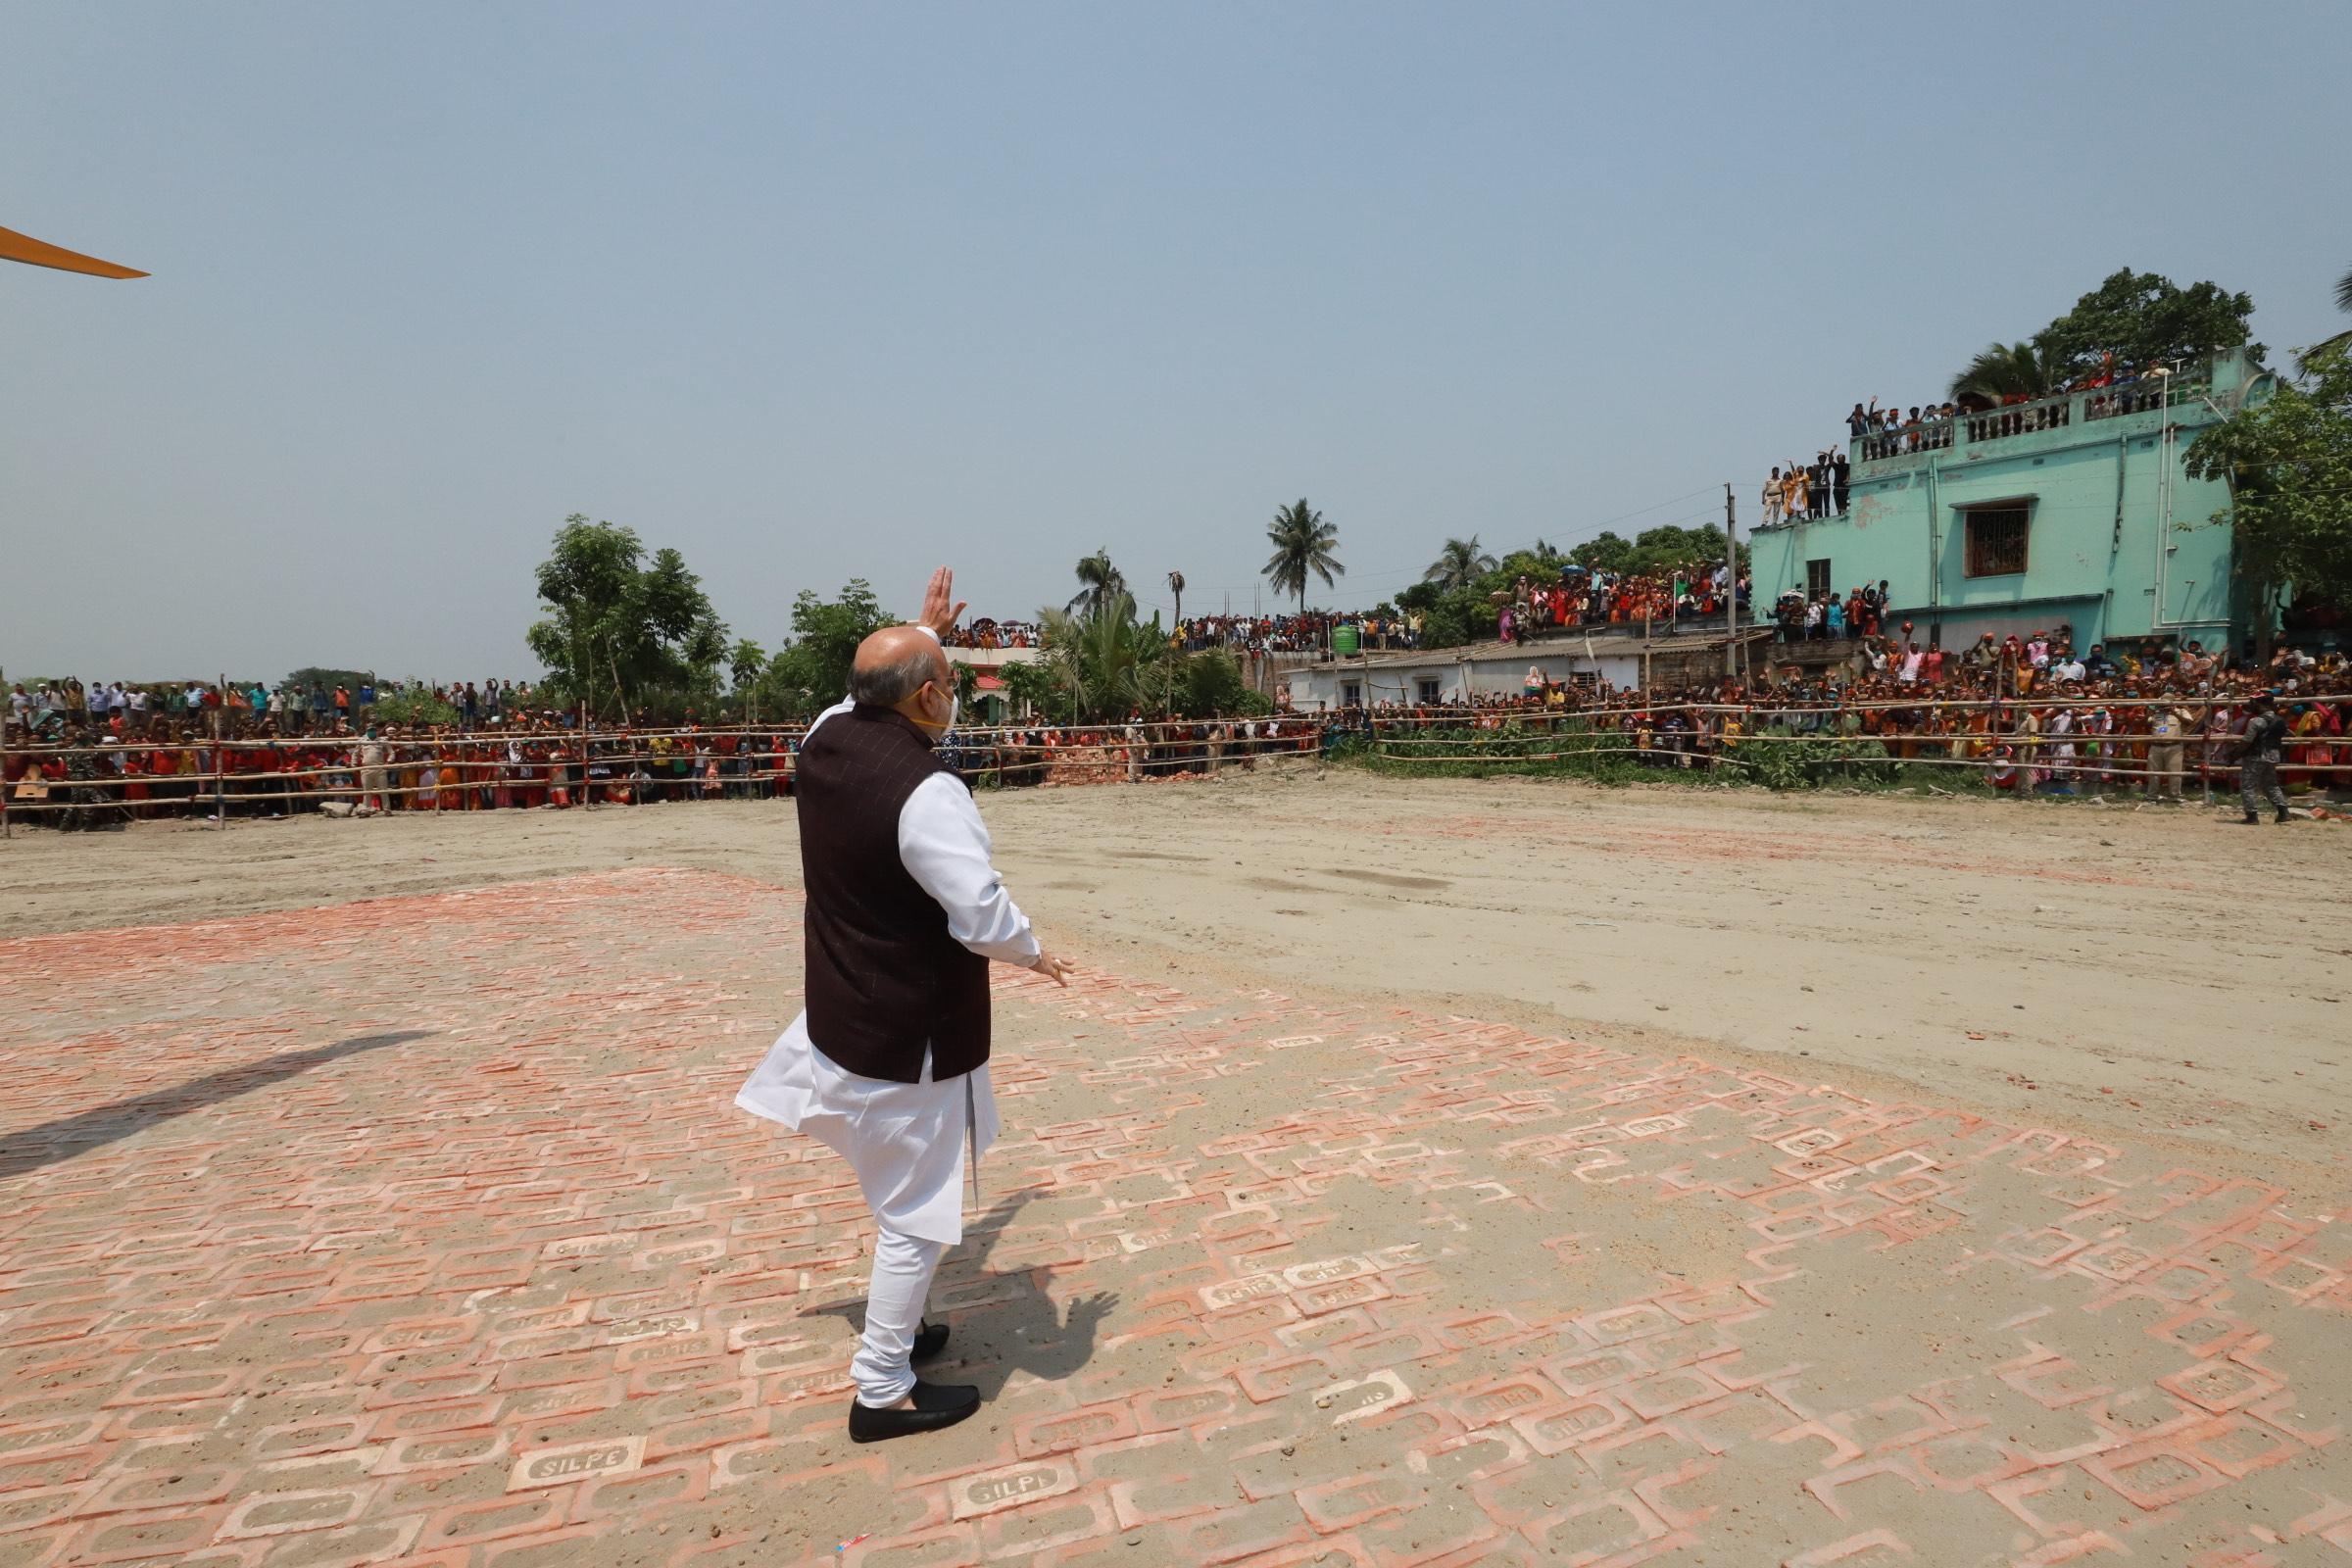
[2235,693,2290,824]
[57,730,100,832]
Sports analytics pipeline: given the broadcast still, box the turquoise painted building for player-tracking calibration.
[1747,348,2276,659]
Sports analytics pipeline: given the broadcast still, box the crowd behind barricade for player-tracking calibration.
[933,570,1757,663]
[939,618,1042,649]
[1490,565,1748,643]
[0,706,1326,830]
[11,631,2342,828]
[6,674,570,736]
[1173,612,1351,653]
[1321,643,2349,800]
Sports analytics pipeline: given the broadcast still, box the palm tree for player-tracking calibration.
[1039,593,1162,721]
[1949,340,2060,403]
[1167,570,1186,634]
[1262,499,1343,615]
[2311,264,2352,365]
[1067,549,1127,618]
[1425,536,1496,590]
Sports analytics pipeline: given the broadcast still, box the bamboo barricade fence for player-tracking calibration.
[1357,694,2350,792]
[0,717,1327,821]
[2,695,2344,822]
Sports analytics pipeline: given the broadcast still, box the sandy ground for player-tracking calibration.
[4,764,2345,1181]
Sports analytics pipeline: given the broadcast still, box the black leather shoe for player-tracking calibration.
[911,1319,950,1365]
[848,1381,980,1444]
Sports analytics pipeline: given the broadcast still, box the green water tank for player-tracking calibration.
[1333,625,1359,657]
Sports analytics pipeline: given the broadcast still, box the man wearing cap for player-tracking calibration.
[736,567,1071,1442]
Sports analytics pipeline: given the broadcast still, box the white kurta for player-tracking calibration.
[734,697,1037,1247]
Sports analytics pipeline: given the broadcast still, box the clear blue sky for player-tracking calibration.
[5,3,2347,681]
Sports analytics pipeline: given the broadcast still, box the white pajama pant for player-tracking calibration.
[734,1014,1002,1409]
[853,1228,946,1407]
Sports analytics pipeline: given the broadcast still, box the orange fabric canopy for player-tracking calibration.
[0,224,146,278]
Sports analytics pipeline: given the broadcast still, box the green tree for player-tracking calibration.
[372,683,458,726]
[1569,523,1740,577]
[2183,338,2352,653]
[2309,263,2352,360]
[999,660,1073,723]
[1038,593,1165,721]
[761,581,891,719]
[1067,549,1127,617]
[1948,340,2063,403]
[525,515,728,718]
[727,638,767,691]
[1263,498,1343,614]
[726,638,767,718]
[1425,536,1496,590]
[283,666,371,695]
[2034,268,2258,377]
[1172,648,1274,718]
[1394,579,1492,649]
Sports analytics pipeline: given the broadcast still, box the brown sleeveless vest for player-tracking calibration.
[795,705,990,1083]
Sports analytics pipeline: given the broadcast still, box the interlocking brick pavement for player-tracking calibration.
[2,867,2347,1567]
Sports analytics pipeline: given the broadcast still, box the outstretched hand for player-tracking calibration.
[1027,951,1073,987]
[919,566,967,637]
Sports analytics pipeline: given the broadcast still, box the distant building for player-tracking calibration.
[1285,620,1756,710]
[1747,349,2276,661]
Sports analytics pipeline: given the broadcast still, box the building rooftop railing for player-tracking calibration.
[2085,362,2212,421]
[1856,359,2223,467]
[1857,419,1955,463]
[1965,395,2071,444]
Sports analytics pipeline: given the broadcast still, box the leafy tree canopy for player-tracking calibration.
[281,666,372,694]
[760,580,891,719]
[2034,268,2258,377]
[2183,338,2352,634]
[999,660,1073,724]
[1172,648,1273,719]
[1570,523,1740,577]
[525,515,728,717]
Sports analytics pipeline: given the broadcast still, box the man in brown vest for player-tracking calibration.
[736,568,1070,1442]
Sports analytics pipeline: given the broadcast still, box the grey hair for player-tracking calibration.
[850,645,941,708]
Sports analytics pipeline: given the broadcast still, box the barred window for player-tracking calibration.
[1964,506,2030,578]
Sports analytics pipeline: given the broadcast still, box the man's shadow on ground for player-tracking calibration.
[805,1187,1118,1396]
[0,1031,432,1181]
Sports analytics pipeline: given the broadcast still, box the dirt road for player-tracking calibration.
[5,765,2344,1177]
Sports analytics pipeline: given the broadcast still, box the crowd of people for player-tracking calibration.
[1170,612,1353,653]
[6,675,566,737]
[1761,451,1854,524]
[1766,601,2253,698]
[1494,566,1746,642]
[1325,642,2348,801]
[1334,669,2344,808]
[0,710,1328,829]
[939,618,1041,649]
[13,606,2341,828]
